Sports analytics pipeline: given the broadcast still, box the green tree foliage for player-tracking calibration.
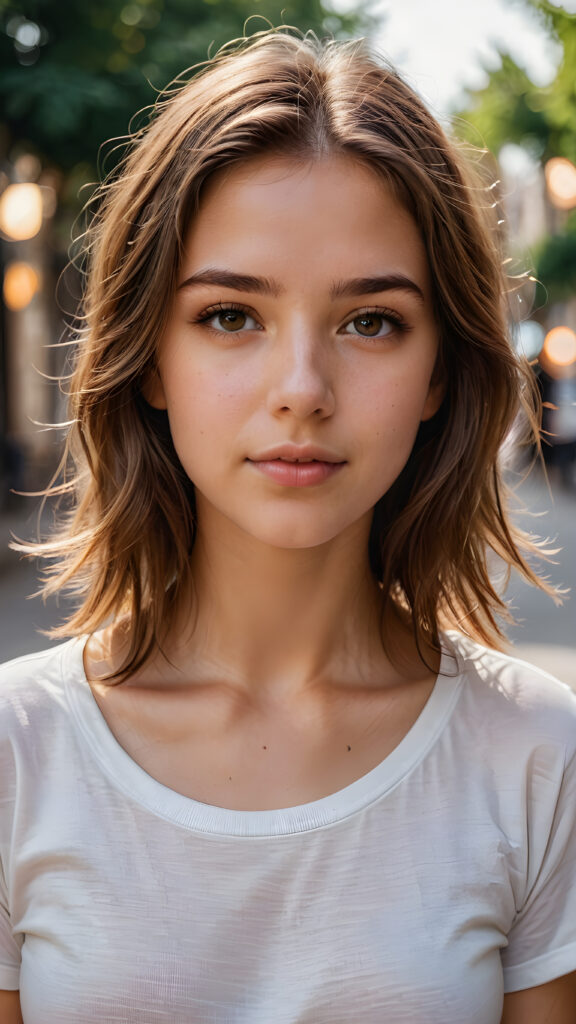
[456,1,576,304]
[456,53,552,160]
[0,0,374,175]
[535,215,576,304]
[457,1,576,163]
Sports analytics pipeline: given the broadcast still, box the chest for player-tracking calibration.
[15,804,513,1024]
[90,677,435,810]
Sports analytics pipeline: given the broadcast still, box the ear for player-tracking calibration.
[141,368,167,410]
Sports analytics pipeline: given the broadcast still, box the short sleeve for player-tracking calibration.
[0,856,21,990]
[502,744,576,992]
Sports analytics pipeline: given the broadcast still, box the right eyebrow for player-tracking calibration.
[178,268,284,297]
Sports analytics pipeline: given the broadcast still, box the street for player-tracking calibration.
[0,464,574,684]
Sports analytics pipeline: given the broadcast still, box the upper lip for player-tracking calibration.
[248,444,346,464]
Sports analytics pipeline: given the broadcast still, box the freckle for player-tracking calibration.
[347,744,352,752]
[228,776,232,781]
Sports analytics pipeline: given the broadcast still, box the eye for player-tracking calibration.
[194,303,261,334]
[342,308,408,339]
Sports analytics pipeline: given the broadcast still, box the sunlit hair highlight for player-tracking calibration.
[20,28,556,680]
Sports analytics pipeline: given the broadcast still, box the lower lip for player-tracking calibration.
[248,459,345,487]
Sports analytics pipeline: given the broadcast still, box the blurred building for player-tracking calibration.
[499,145,576,488]
[0,160,64,503]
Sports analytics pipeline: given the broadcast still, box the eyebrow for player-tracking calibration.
[178,268,425,303]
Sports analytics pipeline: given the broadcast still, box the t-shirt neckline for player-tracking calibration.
[63,633,465,838]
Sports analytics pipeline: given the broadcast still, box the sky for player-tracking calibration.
[336,0,565,114]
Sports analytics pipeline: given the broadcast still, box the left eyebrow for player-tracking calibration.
[330,275,425,303]
[178,267,424,303]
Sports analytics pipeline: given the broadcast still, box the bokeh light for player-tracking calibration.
[0,182,43,240]
[542,326,576,367]
[515,319,545,361]
[3,262,41,310]
[545,157,576,211]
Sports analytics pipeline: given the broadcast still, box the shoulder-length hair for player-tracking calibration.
[25,28,554,679]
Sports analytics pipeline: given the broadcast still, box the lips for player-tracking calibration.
[247,457,346,488]
[248,444,345,464]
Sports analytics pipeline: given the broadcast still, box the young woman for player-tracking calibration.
[1,29,575,1024]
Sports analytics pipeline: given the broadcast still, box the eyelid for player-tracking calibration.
[339,305,410,333]
[192,300,262,330]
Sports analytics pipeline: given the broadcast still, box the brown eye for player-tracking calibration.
[352,313,389,337]
[342,309,407,340]
[218,310,247,331]
[196,306,261,333]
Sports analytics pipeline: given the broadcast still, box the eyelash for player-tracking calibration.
[193,302,261,333]
[192,301,411,339]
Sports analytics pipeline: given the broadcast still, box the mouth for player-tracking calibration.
[246,457,346,488]
[252,457,341,464]
[247,443,345,464]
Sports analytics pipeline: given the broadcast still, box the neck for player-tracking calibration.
[139,495,384,693]
[154,504,432,701]
[91,508,438,696]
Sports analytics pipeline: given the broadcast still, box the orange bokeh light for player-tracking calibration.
[3,261,41,310]
[545,158,576,211]
[542,326,576,367]
[0,182,43,240]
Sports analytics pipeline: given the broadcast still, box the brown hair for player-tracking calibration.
[22,28,555,679]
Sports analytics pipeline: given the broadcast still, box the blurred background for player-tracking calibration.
[0,0,574,683]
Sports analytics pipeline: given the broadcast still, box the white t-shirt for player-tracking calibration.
[1,632,576,1023]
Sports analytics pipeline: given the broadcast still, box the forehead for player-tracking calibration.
[182,153,430,296]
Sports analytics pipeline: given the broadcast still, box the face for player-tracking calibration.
[146,153,443,551]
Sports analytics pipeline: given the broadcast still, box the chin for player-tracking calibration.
[241,509,369,552]
[249,526,343,551]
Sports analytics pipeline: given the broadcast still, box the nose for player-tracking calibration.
[265,324,335,420]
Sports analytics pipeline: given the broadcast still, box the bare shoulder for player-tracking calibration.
[0,990,23,1023]
[501,971,576,1023]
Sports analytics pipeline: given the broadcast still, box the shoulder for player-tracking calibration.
[0,640,83,738]
[444,632,576,758]
[0,641,86,822]
[446,631,576,718]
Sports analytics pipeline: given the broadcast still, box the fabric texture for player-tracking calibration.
[1,633,576,1023]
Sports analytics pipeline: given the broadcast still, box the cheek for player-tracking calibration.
[359,368,436,491]
[163,364,252,466]
[168,357,254,409]
[361,368,433,439]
